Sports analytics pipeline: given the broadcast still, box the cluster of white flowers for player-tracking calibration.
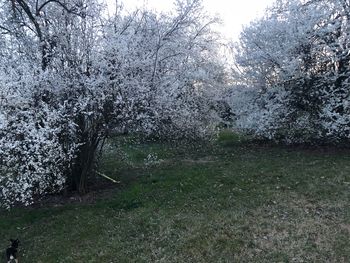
[230,0,350,144]
[144,153,162,167]
[0,68,78,208]
[320,89,350,141]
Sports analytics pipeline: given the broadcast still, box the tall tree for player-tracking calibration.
[0,0,226,207]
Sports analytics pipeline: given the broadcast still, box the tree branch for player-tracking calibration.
[36,0,83,17]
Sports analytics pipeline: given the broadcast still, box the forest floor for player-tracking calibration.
[1,131,350,262]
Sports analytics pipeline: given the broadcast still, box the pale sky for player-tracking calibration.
[106,0,275,40]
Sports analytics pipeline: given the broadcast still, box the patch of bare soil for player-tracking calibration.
[181,156,218,164]
[28,177,122,209]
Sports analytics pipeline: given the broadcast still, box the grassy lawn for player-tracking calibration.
[1,132,350,262]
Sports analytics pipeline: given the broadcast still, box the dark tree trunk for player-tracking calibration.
[69,114,102,195]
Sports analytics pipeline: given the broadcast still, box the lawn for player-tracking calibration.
[1,132,350,262]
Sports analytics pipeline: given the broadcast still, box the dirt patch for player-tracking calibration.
[24,177,122,209]
[182,156,218,164]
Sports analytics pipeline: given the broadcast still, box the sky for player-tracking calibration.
[106,0,275,40]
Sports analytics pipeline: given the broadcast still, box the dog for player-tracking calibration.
[6,239,19,263]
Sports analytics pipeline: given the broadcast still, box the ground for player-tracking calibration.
[1,131,350,262]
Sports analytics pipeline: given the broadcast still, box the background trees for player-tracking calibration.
[230,0,350,143]
[0,0,225,207]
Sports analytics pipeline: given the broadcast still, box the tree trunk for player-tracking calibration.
[69,114,102,195]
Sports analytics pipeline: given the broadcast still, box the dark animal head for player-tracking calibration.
[9,239,19,248]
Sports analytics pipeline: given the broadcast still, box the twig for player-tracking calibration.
[96,171,120,184]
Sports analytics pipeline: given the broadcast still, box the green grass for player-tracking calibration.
[1,132,350,262]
